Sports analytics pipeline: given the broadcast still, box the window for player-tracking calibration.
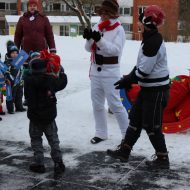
[66,4,70,11]
[60,26,64,36]
[10,3,17,10]
[60,25,69,36]
[178,21,185,30]
[61,4,65,12]
[122,23,133,32]
[21,2,27,12]
[65,25,69,36]
[5,3,9,10]
[119,8,123,15]
[124,8,130,15]
[45,4,50,11]
[0,3,5,10]
[120,7,133,16]
[53,3,60,11]
[49,3,53,11]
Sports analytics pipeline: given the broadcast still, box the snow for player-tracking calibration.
[0,35,190,170]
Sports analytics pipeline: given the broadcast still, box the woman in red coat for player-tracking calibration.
[14,0,56,54]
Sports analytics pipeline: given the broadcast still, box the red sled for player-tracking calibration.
[122,75,190,134]
[163,116,190,133]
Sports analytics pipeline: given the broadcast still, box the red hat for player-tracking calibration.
[139,5,165,29]
[28,0,38,6]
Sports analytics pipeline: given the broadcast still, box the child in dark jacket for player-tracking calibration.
[4,41,26,114]
[24,56,67,176]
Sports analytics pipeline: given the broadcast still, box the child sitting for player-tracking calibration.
[24,52,67,177]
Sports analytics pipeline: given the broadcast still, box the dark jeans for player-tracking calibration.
[6,84,24,112]
[29,120,62,165]
[124,89,169,153]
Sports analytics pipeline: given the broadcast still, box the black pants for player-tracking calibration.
[124,89,169,153]
[6,84,24,112]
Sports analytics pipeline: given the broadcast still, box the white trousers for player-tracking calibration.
[91,76,129,139]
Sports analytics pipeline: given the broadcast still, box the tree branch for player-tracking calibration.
[62,0,86,28]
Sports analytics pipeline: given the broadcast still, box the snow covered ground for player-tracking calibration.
[0,35,190,189]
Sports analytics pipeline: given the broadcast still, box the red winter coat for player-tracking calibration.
[14,11,56,54]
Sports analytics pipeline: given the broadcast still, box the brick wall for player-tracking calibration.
[133,0,179,41]
[17,0,21,15]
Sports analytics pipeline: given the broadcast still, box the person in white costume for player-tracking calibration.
[83,0,129,144]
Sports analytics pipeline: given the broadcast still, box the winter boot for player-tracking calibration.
[16,107,26,112]
[108,108,113,114]
[145,152,170,169]
[107,141,131,162]
[8,111,14,114]
[6,100,14,114]
[90,137,105,144]
[0,106,5,115]
[54,161,65,178]
[0,117,2,121]
[29,163,45,173]
[0,111,5,115]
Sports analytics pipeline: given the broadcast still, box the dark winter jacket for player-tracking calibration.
[4,55,22,86]
[25,72,67,125]
[14,11,56,54]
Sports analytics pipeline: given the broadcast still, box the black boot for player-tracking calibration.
[16,107,26,112]
[145,152,169,169]
[90,137,104,144]
[29,163,45,173]
[54,162,65,178]
[107,141,131,162]
[108,108,113,114]
[0,111,5,115]
[0,117,2,121]
[8,111,14,114]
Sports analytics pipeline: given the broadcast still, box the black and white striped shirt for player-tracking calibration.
[135,30,170,88]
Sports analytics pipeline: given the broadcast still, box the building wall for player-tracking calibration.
[0,0,18,34]
[118,0,134,39]
[133,0,179,41]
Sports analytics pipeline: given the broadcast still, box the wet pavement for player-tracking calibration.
[0,140,189,190]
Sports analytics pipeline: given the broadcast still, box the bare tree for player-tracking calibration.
[62,0,95,29]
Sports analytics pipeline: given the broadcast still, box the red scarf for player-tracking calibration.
[91,20,120,52]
